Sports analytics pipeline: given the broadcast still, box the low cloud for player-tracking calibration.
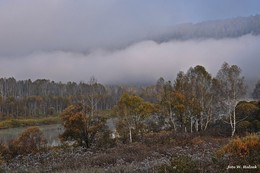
[1,34,259,84]
[1,0,259,57]
[0,0,178,56]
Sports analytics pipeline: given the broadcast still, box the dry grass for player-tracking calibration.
[1,133,231,173]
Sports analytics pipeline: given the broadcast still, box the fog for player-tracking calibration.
[0,0,259,84]
[1,34,259,84]
[0,0,259,56]
[0,0,178,56]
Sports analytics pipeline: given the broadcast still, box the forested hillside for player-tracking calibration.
[155,14,260,42]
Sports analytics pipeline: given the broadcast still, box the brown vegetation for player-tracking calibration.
[218,134,260,166]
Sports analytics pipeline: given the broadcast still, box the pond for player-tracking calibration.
[0,124,63,146]
[0,118,117,147]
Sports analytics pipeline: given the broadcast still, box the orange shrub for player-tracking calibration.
[218,134,260,164]
[9,127,47,156]
[191,136,204,145]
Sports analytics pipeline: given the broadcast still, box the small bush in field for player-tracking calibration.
[90,154,117,166]
[9,126,47,156]
[143,131,172,146]
[0,143,6,164]
[218,134,260,165]
[191,136,204,145]
[95,127,116,149]
[0,155,4,165]
[158,156,199,173]
[0,141,10,162]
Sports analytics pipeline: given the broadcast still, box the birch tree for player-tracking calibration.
[115,93,156,143]
[216,62,246,137]
[186,65,214,131]
[252,80,260,100]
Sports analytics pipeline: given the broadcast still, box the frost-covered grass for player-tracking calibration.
[1,134,231,173]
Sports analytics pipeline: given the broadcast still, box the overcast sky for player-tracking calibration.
[0,0,260,84]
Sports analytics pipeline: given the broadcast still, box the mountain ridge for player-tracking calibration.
[150,14,260,42]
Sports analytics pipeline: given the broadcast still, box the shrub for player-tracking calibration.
[218,134,260,165]
[8,127,47,156]
[237,121,252,134]
[158,156,199,173]
[0,154,4,165]
[143,131,172,146]
[0,141,10,162]
[191,136,204,145]
[0,142,8,165]
[95,127,116,149]
[60,104,104,148]
[113,143,150,162]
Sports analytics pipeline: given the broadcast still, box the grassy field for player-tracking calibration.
[0,116,60,129]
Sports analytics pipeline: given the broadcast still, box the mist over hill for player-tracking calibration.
[0,0,259,85]
[152,14,260,42]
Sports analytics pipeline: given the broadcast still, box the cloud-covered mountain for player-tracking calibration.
[151,14,260,42]
[0,0,259,85]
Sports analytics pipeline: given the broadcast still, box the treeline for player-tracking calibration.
[0,62,260,137]
[0,77,124,118]
[58,62,259,150]
[114,62,260,139]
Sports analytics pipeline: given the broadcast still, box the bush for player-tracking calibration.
[0,142,7,165]
[112,143,150,162]
[60,104,105,148]
[143,131,172,146]
[218,134,260,165]
[191,136,204,145]
[157,156,199,173]
[95,127,116,149]
[0,155,4,165]
[237,121,252,134]
[8,127,47,156]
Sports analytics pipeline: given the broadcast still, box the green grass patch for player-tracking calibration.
[0,116,60,129]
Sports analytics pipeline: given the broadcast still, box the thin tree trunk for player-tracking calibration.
[190,117,193,133]
[195,119,199,132]
[169,107,177,132]
[231,107,236,137]
[129,127,132,143]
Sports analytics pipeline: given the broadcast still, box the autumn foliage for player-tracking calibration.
[114,93,157,143]
[218,134,260,164]
[10,127,46,156]
[0,126,46,162]
[60,103,104,148]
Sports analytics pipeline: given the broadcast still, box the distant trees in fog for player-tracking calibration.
[0,78,123,118]
[0,62,259,137]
